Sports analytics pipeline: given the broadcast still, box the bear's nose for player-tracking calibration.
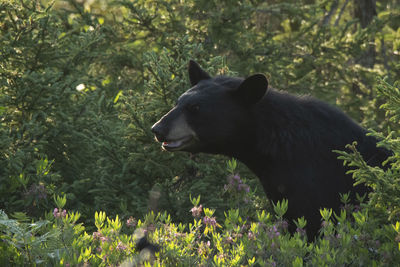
[151,123,166,142]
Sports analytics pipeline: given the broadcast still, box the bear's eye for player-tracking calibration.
[187,104,200,113]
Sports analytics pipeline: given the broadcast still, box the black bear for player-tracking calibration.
[151,60,390,239]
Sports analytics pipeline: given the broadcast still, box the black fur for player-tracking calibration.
[152,61,390,239]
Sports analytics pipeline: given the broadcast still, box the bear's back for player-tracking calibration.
[245,89,389,238]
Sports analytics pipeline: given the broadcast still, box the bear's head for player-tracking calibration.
[151,60,269,155]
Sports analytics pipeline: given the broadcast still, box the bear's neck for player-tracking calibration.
[225,88,368,176]
[223,89,331,172]
[231,90,306,161]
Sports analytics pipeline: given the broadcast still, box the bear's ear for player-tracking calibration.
[188,60,211,86]
[233,74,268,106]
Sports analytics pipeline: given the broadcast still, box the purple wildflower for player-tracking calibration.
[126,216,137,228]
[53,208,67,218]
[225,173,251,195]
[296,227,306,236]
[116,242,127,251]
[268,225,280,238]
[233,174,241,182]
[92,231,102,240]
[203,216,217,227]
[244,184,250,193]
[53,208,59,218]
[238,183,250,192]
[235,233,243,238]
[280,220,289,231]
[190,204,203,218]
[226,174,242,187]
[248,231,256,240]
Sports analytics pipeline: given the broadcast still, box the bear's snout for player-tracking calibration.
[152,110,199,152]
[151,122,168,142]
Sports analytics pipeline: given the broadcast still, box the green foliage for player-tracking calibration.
[1,0,400,265]
[336,78,400,222]
[273,199,289,219]
[332,78,400,264]
[1,179,399,266]
[2,104,400,264]
[1,0,399,226]
[376,77,400,125]
[0,0,254,226]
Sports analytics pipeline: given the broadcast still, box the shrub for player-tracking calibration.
[1,1,400,265]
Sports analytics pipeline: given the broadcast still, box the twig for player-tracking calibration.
[380,37,391,79]
[322,0,339,26]
[334,0,350,26]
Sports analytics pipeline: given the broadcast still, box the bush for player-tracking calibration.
[3,76,400,264]
[1,0,269,226]
[2,0,399,227]
[1,0,400,265]
[1,151,400,266]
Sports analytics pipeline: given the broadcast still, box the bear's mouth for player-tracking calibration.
[161,136,195,151]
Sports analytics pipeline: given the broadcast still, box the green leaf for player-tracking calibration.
[114,90,123,103]
[54,195,67,209]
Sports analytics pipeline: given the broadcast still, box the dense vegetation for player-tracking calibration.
[1,0,400,265]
